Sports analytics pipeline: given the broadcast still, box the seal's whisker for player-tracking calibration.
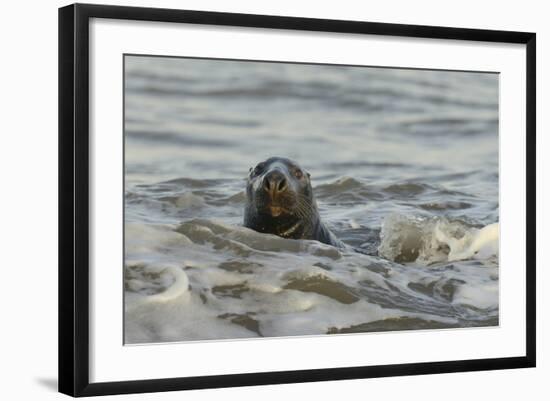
[295,198,313,219]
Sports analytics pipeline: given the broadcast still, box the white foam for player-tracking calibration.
[378,214,499,265]
[145,266,190,304]
[174,192,205,209]
[124,219,498,343]
[447,223,499,261]
[453,281,499,309]
[125,222,192,256]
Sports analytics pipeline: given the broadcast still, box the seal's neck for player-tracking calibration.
[277,220,303,238]
[245,207,312,240]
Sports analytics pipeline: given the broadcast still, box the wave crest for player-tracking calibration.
[378,214,498,264]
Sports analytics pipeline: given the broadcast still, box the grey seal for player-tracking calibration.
[244,157,343,248]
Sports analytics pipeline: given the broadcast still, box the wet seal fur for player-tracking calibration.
[244,157,343,248]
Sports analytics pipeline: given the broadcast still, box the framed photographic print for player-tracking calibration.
[58,3,536,397]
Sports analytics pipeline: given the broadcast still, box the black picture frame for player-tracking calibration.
[58,3,536,397]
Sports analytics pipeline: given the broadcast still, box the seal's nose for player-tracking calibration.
[263,170,288,196]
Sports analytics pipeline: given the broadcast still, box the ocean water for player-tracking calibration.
[124,55,499,343]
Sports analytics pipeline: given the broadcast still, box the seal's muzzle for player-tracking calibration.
[262,169,290,216]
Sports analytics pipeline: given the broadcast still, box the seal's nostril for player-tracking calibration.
[277,177,287,192]
[263,171,288,194]
[263,177,271,191]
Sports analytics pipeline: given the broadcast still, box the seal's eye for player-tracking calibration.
[294,169,303,179]
[252,163,265,177]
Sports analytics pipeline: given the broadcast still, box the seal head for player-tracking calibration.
[244,157,342,247]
